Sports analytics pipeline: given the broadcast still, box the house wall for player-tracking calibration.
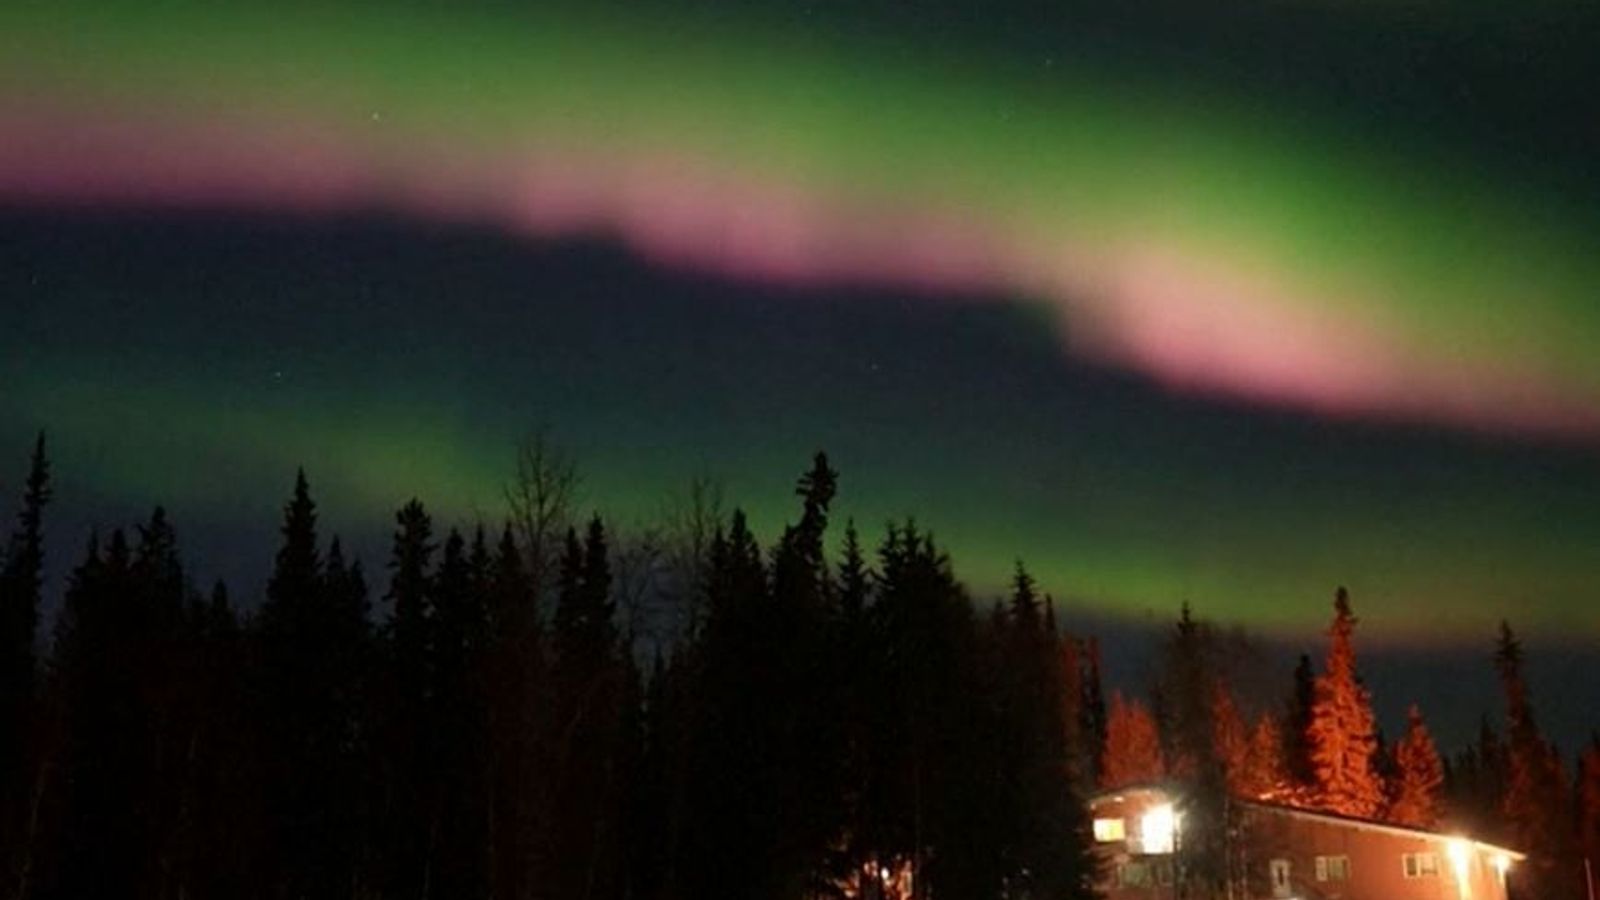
[1238,805,1511,900]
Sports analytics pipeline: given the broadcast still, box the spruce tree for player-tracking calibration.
[1155,604,1230,894]
[997,564,1097,899]
[837,519,869,621]
[43,530,145,899]
[264,469,321,627]
[1080,637,1108,786]
[1102,691,1165,787]
[767,454,846,894]
[833,518,875,885]
[1212,681,1251,795]
[1,432,49,736]
[1057,619,1088,790]
[1387,704,1444,828]
[0,433,48,882]
[1283,653,1316,790]
[257,474,368,900]
[380,498,435,900]
[1495,621,1576,899]
[484,523,545,900]
[387,499,435,703]
[428,527,489,900]
[548,516,623,900]
[1306,588,1383,818]
[1239,714,1290,799]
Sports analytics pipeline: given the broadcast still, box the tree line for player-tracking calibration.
[0,432,1596,899]
[0,438,1099,900]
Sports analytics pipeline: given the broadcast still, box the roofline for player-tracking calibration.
[1085,783,1525,861]
[1236,799,1526,861]
[1084,781,1180,804]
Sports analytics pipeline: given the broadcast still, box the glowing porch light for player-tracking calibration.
[1447,838,1471,872]
[1492,854,1511,878]
[1141,804,1178,854]
[1448,838,1473,899]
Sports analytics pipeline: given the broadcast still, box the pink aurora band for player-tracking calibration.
[4,104,1597,441]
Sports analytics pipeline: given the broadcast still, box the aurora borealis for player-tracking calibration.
[3,0,1599,739]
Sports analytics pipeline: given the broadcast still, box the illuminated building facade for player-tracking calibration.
[1089,785,1522,900]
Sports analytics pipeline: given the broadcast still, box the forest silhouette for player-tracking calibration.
[0,433,1595,900]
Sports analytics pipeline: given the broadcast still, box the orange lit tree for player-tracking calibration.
[1306,587,1384,818]
[1101,691,1164,788]
[1212,682,1251,795]
[1237,714,1290,800]
[1387,704,1443,828]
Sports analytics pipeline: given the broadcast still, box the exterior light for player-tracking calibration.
[1492,854,1510,877]
[1447,838,1471,874]
[1141,804,1178,854]
[1448,838,1474,899]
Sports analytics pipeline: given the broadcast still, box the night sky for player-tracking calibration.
[3,0,1598,749]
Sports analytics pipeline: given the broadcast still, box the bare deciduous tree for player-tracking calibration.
[657,476,723,647]
[610,523,666,653]
[504,429,581,605]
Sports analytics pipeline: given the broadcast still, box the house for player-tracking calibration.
[1088,784,1523,900]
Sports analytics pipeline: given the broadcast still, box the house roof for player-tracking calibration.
[1085,782,1526,862]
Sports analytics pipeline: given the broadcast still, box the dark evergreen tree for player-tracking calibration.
[1496,621,1579,899]
[767,453,848,895]
[0,432,49,889]
[1080,636,1108,787]
[1283,653,1317,790]
[838,518,869,621]
[1,433,49,752]
[40,531,143,900]
[427,527,490,900]
[827,518,876,888]
[379,498,436,900]
[483,523,547,900]
[1154,604,1229,898]
[1055,613,1089,792]
[861,520,1003,898]
[1444,716,1509,841]
[995,563,1098,899]
[681,508,786,899]
[548,516,625,900]
[254,473,371,900]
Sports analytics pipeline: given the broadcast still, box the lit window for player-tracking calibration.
[1404,852,1440,878]
[1093,818,1126,842]
[1140,804,1177,854]
[1316,855,1350,882]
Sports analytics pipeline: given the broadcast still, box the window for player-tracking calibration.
[1093,818,1126,842]
[1139,804,1177,854]
[1117,860,1175,887]
[1118,861,1153,887]
[1269,859,1292,898]
[1316,855,1350,882]
[1404,852,1440,878]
